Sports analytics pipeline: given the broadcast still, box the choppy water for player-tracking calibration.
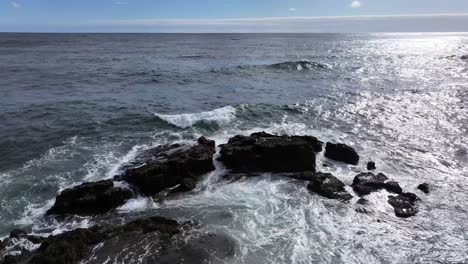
[0,33,467,263]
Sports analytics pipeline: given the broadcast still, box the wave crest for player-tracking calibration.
[267,60,331,71]
[154,105,236,129]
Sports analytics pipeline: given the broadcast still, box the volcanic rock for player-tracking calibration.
[324,142,360,165]
[352,172,402,196]
[388,192,419,218]
[367,161,376,170]
[218,132,322,173]
[417,183,430,194]
[46,180,133,216]
[121,137,216,196]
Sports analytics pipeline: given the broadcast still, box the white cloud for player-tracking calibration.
[10,1,21,8]
[350,1,362,8]
[289,8,296,12]
[115,1,128,5]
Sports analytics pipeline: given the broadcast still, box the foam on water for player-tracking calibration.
[154,105,236,128]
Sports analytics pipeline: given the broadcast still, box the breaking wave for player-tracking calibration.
[267,60,332,71]
[154,105,236,129]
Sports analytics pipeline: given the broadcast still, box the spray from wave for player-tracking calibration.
[154,105,236,129]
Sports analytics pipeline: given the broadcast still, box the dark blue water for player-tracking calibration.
[0,33,467,263]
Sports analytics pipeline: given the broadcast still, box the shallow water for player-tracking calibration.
[0,33,467,263]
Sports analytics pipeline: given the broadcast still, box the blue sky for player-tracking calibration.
[1,0,468,32]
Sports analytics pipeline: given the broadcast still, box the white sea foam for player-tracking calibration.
[154,105,236,128]
[118,197,158,213]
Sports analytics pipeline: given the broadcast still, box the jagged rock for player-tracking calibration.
[46,180,133,216]
[367,161,376,170]
[170,178,197,194]
[121,137,216,196]
[307,172,353,201]
[283,171,352,201]
[417,183,430,194]
[388,192,419,218]
[219,132,322,173]
[352,172,402,196]
[324,142,360,165]
[1,217,237,264]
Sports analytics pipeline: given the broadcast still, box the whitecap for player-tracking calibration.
[154,105,236,129]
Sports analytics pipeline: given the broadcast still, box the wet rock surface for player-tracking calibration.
[417,183,430,194]
[388,192,420,218]
[219,132,322,173]
[46,180,134,216]
[121,137,216,195]
[352,172,402,196]
[1,217,237,264]
[324,142,360,165]
[367,161,376,171]
[306,172,353,201]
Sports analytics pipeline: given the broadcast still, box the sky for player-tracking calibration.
[1,0,468,32]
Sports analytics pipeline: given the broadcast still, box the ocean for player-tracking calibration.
[0,33,467,263]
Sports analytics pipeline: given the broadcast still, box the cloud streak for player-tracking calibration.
[91,13,468,33]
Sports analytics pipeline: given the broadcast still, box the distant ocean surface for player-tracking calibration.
[0,33,467,263]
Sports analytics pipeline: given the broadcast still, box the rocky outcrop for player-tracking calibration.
[324,142,360,165]
[1,217,237,264]
[388,192,419,218]
[46,180,133,216]
[367,161,376,171]
[417,183,430,194]
[121,137,216,196]
[352,172,402,196]
[305,172,353,201]
[219,132,322,173]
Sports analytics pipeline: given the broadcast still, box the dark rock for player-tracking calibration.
[47,180,133,216]
[367,161,376,170]
[170,178,197,194]
[122,137,216,196]
[461,55,468,60]
[324,142,360,165]
[357,198,369,205]
[219,132,322,173]
[29,226,105,264]
[307,172,353,201]
[2,216,238,264]
[9,229,27,239]
[417,183,430,194]
[388,192,419,218]
[352,172,402,196]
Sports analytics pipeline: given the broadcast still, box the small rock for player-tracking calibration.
[388,192,419,218]
[352,172,402,196]
[324,142,360,165]
[219,132,322,173]
[305,172,353,201]
[461,55,468,60]
[367,161,376,170]
[417,183,430,194]
[47,180,134,216]
[9,229,27,239]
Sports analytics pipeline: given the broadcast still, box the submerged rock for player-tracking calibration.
[219,132,322,173]
[47,180,133,216]
[461,55,468,60]
[417,183,430,194]
[324,142,360,165]
[367,161,376,171]
[388,192,419,218]
[352,172,402,196]
[121,137,216,196]
[306,172,353,201]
